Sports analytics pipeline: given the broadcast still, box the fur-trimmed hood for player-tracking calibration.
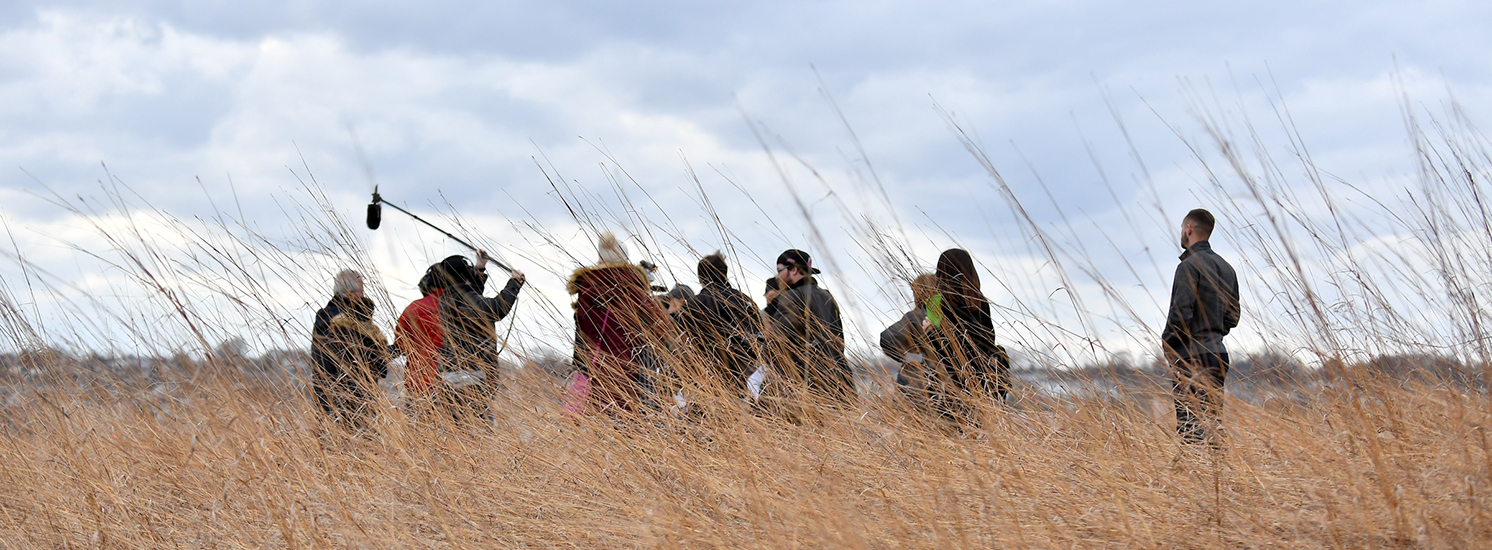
[567,262,648,295]
[329,312,388,348]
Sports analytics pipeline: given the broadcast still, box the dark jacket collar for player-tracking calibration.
[1180,239,1212,261]
[787,276,815,290]
[326,293,357,311]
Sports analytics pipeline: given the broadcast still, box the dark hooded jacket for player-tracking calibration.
[677,281,762,391]
[767,277,854,397]
[312,295,357,381]
[928,292,1007,393]
[312,296,389,423]
[1161,240,1240,359]
[326,304,390,384]
[438,272,525,376]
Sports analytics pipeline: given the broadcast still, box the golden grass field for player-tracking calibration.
[0,360,1486,548]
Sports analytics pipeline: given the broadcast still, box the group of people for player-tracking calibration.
[311,208,1239,446]
[310,252,526,427]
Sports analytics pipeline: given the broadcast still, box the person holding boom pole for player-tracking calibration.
[366,190,526,423]
[435,251,525,421]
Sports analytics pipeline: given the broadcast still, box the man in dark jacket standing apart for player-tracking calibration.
[1162,209,1240,446]
[675,252,763,398]
[767,249,855,402]
[437,251,526,419]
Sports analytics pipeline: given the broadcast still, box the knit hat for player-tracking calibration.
[598,232,628,264]
[667,284,695,301]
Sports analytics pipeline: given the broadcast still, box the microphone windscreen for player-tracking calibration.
[366,203,382,230]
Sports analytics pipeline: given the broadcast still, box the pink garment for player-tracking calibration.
[563,370,591,417]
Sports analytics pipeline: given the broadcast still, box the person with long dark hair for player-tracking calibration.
[927,249,1010,419]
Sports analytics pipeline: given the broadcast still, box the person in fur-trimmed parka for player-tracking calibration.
[568,232,671,414]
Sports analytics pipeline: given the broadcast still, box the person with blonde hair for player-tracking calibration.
[880,273,938,403]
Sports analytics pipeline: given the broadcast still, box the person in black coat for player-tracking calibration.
[1162,208,1240,445]
[675,252,763,397]
[311,269,390,430]
[436,251,526,419]
[766,249,855,402]
[927,249,1010,419]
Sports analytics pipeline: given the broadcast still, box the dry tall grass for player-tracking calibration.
[1,89,1491,548]
[1,363,1486,547]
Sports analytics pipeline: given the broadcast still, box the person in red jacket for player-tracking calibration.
[396,266,445,412]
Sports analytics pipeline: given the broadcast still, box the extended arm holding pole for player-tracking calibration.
[373,193,515,274]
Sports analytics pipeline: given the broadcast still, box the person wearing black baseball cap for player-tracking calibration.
[765,249,854,403]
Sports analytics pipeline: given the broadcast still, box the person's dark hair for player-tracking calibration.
[765,276,782,293]
[1184,208,1216,238]
[417,263,446,296]
[437,255,479,289]
[936,248,985,311]
[698,252,728,286]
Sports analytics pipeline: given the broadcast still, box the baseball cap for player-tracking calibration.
[775,249,822,274]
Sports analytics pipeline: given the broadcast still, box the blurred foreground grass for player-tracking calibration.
[0,359,1485,548]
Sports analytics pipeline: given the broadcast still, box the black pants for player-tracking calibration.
[315,379,373,430]
[1173,352,1229,445]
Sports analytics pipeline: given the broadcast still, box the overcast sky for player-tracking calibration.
[1,1,1489,363]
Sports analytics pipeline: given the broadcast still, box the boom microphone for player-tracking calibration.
[364,190,514,274]
[366,191,383,230]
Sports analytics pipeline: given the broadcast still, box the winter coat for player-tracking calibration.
[326,311,391,384]
[766,277,854,398]
[677,281,762,392]
[928,293,1009,397]
[312,295,357,380]
[568,262,668,411]
[315,304,390,425]
[396,288,444,399]
[880,307,933,391]
[1161,240,1240,359]
[438,275,524,377]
